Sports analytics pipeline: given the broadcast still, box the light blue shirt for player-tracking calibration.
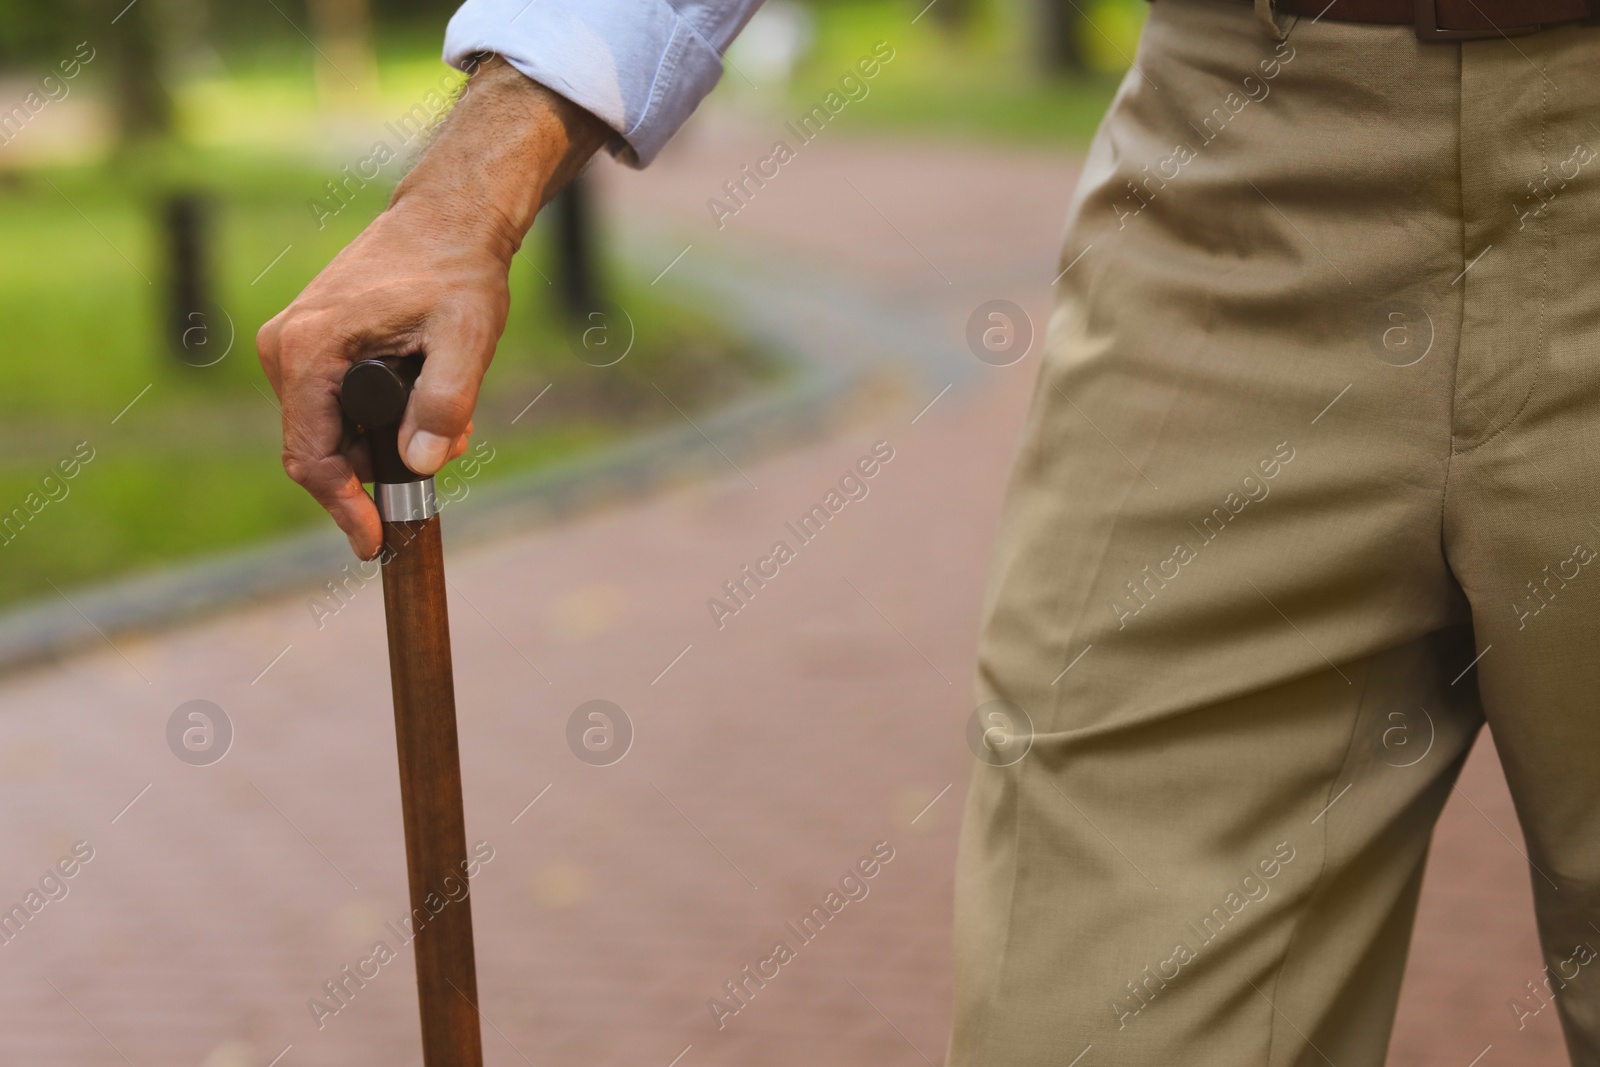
[443,0,766,167]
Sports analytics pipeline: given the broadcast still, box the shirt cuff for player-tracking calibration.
[443,0,732,167]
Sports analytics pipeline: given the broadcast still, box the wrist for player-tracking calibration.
[389,55,609,267]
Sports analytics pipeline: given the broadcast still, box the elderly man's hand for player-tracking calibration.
[257,56,607,559]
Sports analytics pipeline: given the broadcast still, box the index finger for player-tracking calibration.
[280,363,383,559]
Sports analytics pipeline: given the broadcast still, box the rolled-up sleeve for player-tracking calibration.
[443,0,764,167]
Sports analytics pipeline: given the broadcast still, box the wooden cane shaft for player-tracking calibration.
[379,514,484,1067]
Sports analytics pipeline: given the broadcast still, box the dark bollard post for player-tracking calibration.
[548,170,601,321]
[164,190,213,364]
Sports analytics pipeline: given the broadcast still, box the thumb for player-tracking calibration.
[396,338,487,475]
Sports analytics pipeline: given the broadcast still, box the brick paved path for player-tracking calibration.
[0,116,1565,1066]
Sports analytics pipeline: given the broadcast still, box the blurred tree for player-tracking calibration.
[307,0,379,109]
[0,3,78,63]
[929,0,975,29]
[77,0,222,368]
[368,0,458,18]
[105,0,177,143]
[1033,0,1087,75]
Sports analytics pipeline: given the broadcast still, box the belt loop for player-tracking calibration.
[1254,0,1291,38]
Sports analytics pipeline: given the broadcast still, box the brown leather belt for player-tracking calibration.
[1262,0,1592,38]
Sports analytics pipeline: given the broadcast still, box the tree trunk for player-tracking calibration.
[307,0,379,109]
[930,0,975,29]
[1034,0,1087,76]
[105,0,174,145]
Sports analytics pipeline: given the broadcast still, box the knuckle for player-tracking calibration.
[255,316,280,363]
[281,449,317,489]
[275,319,320,363]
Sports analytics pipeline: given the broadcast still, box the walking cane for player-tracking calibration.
[340,354,484,1067]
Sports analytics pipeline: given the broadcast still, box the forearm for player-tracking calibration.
[390,54,611,265]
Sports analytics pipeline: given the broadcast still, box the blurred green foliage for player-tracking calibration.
[787,0,1144,144]
[0,1,452,62]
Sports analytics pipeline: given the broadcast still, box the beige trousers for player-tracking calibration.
[949,3,1600,1064]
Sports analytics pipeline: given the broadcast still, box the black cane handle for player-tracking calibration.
[340,355,438,520]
